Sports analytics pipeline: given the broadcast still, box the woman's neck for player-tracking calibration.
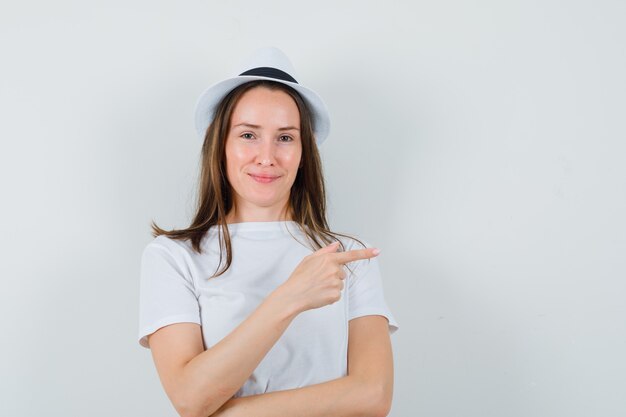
[225,205,293,224]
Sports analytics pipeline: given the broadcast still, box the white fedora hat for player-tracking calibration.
[194,47,331,145]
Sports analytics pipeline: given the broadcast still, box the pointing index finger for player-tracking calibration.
[333,247,380,264]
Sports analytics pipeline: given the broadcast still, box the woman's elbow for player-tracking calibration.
[172,397,207,417]
[171,390,223,417]
[175,401,220,417]
[368,382,393,417]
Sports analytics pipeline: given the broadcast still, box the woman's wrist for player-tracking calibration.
[266,285,303,322]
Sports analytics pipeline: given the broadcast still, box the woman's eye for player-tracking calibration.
[241,133,254,140]
[279,135,293,142]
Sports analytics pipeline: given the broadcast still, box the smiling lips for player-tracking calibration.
[248,173,281,183]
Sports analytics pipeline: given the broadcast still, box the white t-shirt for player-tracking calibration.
[138,220,398,398]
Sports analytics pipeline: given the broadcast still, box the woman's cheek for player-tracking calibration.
[232,144,252,160]
[283,146,302,166]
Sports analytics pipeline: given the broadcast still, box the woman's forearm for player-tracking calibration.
[212,375,386,417]
[174,289,300,417]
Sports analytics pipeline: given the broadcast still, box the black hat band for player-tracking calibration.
[239,67,298,84]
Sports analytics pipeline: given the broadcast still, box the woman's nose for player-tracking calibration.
[256,140,276,166]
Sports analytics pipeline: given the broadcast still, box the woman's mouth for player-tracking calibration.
[248,174,281,183]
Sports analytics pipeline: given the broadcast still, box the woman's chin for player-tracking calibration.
[243,195,285,209]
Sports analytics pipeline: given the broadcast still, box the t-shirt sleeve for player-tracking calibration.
[347,253,399,335]
[138,241,201,348]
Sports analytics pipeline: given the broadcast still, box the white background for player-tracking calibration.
[1,1,625,416]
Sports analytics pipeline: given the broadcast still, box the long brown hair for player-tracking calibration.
[151,80,364,277]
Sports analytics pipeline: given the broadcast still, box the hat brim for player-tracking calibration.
[194,75,330,145]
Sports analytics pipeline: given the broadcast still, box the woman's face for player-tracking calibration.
[224,86,302,218]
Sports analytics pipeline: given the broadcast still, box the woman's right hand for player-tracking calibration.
[273,241,381,314]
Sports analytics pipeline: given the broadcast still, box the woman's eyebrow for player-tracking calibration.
[232,123,261,129]
[232,123,299,131]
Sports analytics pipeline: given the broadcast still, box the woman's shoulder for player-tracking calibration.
[142,234,199,260]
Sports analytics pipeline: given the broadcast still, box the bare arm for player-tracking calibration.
[149,288,300,417]
[211,315,394,417]
[147,242,380,417]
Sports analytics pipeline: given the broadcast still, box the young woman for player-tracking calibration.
[138,47,399,417]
